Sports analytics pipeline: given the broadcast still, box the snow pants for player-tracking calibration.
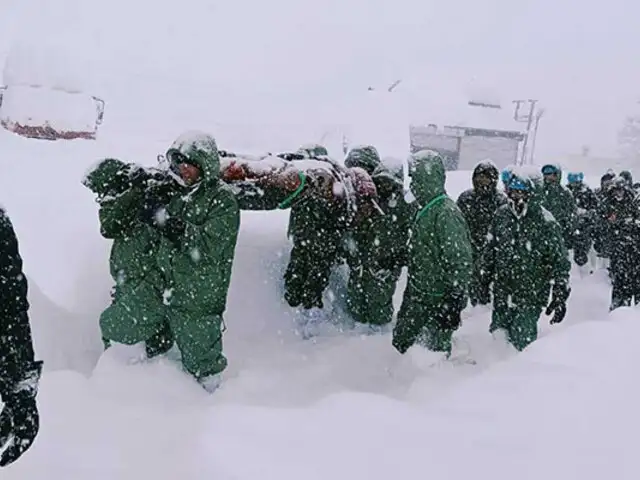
[100,279,227,378]
[393,296,456,354]
[610,266,640,310]
[346,264,401,326]
[284,235,341,310]
[469,247,491,306]
[573,214,593,267]
[490,303,541,351]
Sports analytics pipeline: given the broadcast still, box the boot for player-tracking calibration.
[145,320,174,359]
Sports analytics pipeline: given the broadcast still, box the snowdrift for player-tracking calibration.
[5,303,638,479]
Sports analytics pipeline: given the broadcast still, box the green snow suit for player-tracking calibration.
[343,146,414,326]
[84,159,175,356]
[456,162,507,305]
[393,151,473,354]
[479,199,571,351]
[100,134,240,379]
[227,155,348,311]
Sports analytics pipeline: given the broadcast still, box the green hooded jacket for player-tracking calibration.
[404,150,473,299]
[540,166,577,245]
[158,133,240,314]
[480,179,571,308]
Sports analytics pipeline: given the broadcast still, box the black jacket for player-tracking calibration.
[457,188,507,255]
[567,183,598,212]
[0,208,40,399]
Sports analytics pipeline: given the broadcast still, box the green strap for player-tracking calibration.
[278,171,307,209]
[416,193,447,221]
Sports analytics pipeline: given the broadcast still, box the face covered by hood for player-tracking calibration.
[620,170,633,187]
[506,174,534,218]
[344,145,381,175]
[407,149,446,205]
[472,160,499,195]
[600,170,616,191]
[542,163,562,185]
[607,176,634,204]
[165,131,220,187]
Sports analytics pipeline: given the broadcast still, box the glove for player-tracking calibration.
[139,195,166,227]
[0,363,42,467]
[438,289,466,330]
[546,284,570,324]
[128,165,150,190]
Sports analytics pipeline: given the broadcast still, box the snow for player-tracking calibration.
[542,207,558,223]
[0,1,636,478]
[168,131,217,156]
[0,85,100,131]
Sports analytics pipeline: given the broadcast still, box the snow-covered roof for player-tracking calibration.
[420,102,525,134]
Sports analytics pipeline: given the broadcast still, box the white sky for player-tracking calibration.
[0,0,638,158]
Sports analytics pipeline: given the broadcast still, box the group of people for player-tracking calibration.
[83,131,615,392]
[1,128,635,467]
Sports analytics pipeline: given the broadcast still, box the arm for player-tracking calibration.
[546,219,571,288]
[0,210,41,398]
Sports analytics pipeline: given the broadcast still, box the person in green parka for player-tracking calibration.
[456,161,507,306]
[342,145,413,330]
[220,146,377,338]
[392,150,473,355]
[94,132,240,391]
[479,173,571,351]
[83,158,179,359]
[539,164,577,250]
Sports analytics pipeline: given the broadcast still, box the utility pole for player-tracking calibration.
[529,108,545,164]
[513,99,539,165]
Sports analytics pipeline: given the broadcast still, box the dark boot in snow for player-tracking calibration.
[145,320,174,358]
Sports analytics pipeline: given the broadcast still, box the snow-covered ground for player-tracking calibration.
[1,0,638,477]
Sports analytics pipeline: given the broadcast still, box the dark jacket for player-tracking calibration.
[0,208,41,399]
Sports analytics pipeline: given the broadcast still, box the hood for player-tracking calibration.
[408,149,446,204]
[542,163,563,182]
[344,145,381,175]
[620,170,633,186]
[472,160,499,191]
[83,158,134,197]
[166,131,220,184]
[296,143,329,159]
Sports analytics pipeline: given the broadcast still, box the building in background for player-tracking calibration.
[409,100,532,171]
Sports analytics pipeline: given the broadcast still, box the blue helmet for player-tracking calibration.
[567,172,584,184]
[508,175,533,191]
